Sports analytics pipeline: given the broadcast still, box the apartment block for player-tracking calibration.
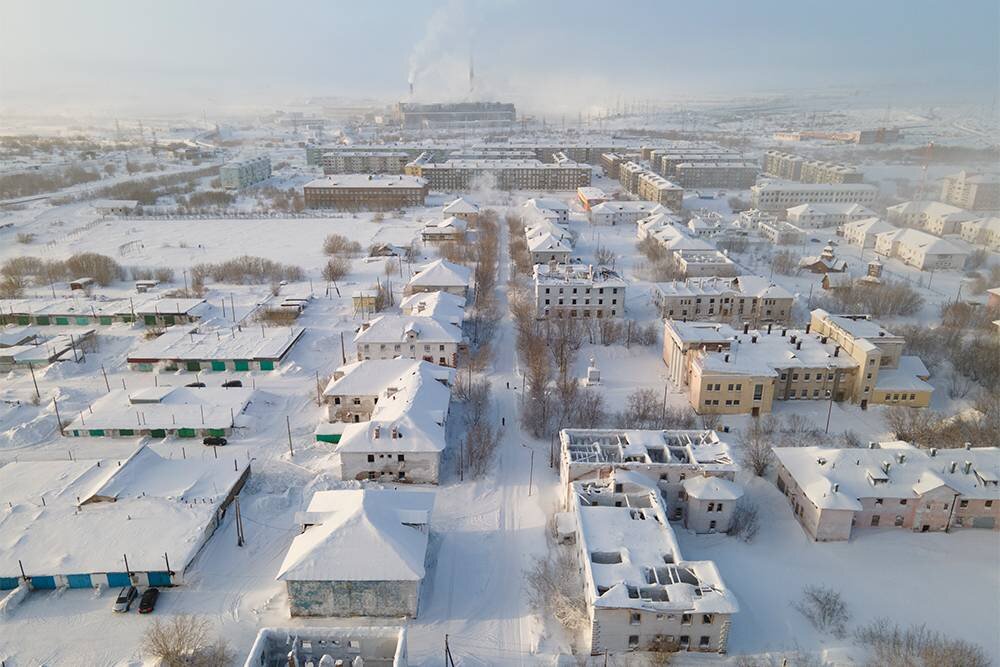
[589,201,665,226]
[873,228,969,271]
[750,180,878,213]
[842,217,897,248]
[940,170,1000,210]
[533,263,626,319]
[672,162,758,189]
[620,162,684,209]
[220,156,271,189]
[652,275,793,324]
[960,217,1000,251]
[775,443,999,541]
[757,219,805,245]
[785,202,875,228]
[303,174,429,210]
[320,150,410,174]
[405,156,591,191]
[762,151,863,184]
[885,200,978,236]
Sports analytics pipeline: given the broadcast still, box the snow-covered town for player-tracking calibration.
[0,2,998,666]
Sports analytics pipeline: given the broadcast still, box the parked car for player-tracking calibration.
[185,382,206,388]
[203,436,228,446]
[221,380,243,388]
[113,585,137,612]
[138,587,159,614]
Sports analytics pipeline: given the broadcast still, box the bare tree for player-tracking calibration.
[793,585,850,638]
[854,618,989,667]
[322,257,350,283]
[526,548,590,648]
[594,245,616,267]
[143,615,234,667]
[727,498,760,542]
[742,418,774,476]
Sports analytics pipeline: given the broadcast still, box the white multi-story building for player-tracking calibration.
[319,359,453,484]
[751,180,878,213]
[758,219,805,245]
[533,263,626,319]
[960,217,1000,251]
[527,232,573,264]
[567,475,738,655]
[404,259,472,299]
[354,315,464,367]
[785,202,875,228]
[874,228,970,271]
[220,156,271,189]
[523,197,570,224]
[885,200,978,237]
[588,201,665,226]
[842,217,897,248]
[652,275,793,324]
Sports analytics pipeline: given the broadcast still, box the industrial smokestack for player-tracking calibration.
[409,81,414,96]
[469,54,475,93]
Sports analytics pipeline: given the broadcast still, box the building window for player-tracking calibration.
[699,636,711,648]
[367,454,375,462]
[960,499,969,508]
[682,613,692,625]
[871,515,880,527]
[628,635,639,649]
[630,612,641,625]
[398,454,405,462]
[875,498,883,505]
[894,515,904,526]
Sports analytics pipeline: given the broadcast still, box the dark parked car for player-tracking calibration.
[113,585,137,612]
[221,380,243,388]
[138,587,159,614]
[203,436,228,446]
[185,382,206,388]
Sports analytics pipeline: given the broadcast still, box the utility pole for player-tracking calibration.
[286,416,294,457]
[527,448,534,496]
[100,364,111,393]
[28,363,40,401]
[53,396,64,435]
[235,496,245,547]
[340,332,347,364]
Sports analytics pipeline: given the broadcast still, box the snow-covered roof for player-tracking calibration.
[573,479,738,615]
[527,231,572,254]
[303,174,427,189]
[0,446,249,577]
[323,358,452,405]
[65,386,253,432]
[92,199,139,209]
[561,429,736,473]
[873,356,932,393]
[422,216,467,234]
[399,290,466,325]
[682,475,744,501]
[886,200,972,220]
[843,217,896,236]
[277,489,433,582]
[786,202,874,217]
[442,196,479,215]
[127,325,304,363]
[876,228,969,255]
[533,263,626,288]
[354,314,463,345]
[406,259,471,289]
[591,201,664,215]
[774,445,1000,508]
[523,197,569,213]
[664,321,740,347]
[694,328,855,376]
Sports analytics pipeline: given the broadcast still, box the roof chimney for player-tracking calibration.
[790,334,797,344]
[743,322,749,334]
[373,425,381,439]
[805,323,811,334]
[767,323,773,334]
[964,442,972,450]
[834,345,840,357]
[751,335,758,344]
[882,461,891,474]
[724,353,730,363]
[833,483,840,493]
[950,461,958,473]
[964,461,972,474]
[930,448,937,457]
[796,340,802,350]
[781,329,787,337]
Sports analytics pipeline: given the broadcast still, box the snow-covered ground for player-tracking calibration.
[1,116,998,665]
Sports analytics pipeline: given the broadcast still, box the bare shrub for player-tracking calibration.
[256,307,300,325]
[854,617,989,667]
[191,256,303,285]
[64,253,125,285]
[727,498,760,542]
[142,614,234,667]
[700,412,722,431]
[462,379,503,477]
[526,548,590,647]
[322,257,351,283]
[793,585,850,638]
[16,232,34,244]
[594,246,616,266]
[0,274,27,298]
[154,267,175,283]
[323,234,362,257]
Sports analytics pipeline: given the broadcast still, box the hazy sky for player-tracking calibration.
[1,0,997,115]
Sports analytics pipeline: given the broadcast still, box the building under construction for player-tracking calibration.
[393,102,516,129]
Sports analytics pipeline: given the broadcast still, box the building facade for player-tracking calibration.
[750,180,878,213]
[304,175,429,210]
[533,263,626,319]
[220,156,271,189]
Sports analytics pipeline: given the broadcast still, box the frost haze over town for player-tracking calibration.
[0,1,998,665]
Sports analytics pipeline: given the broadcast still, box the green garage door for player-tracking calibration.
[55,317,69,325]
[99,316,113,325]
[186,361,201,371]
[106,572,131,587]
[17,316,30,325]
[36,316,50,325]
[88,429,105,437]
[259,360,275,371]
[211,360,227,371]
[147,571,172,586]
[207,428,225,437]
[119,429,134,436]
[67,574,92,588]
[234,359,250,371]
[177,428,196,438]
[144,315,157,326]
[76,316,91,325]
[149,429,166,439]
[31,576,56,590]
